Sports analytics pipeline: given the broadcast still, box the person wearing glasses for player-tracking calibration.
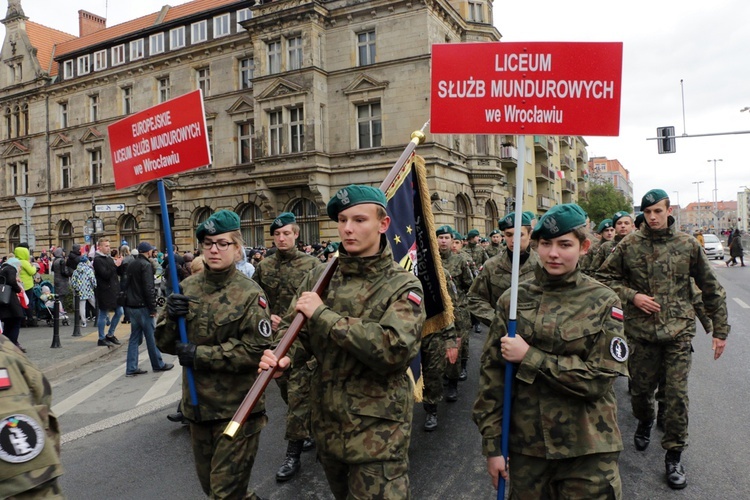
[156,209,273,499]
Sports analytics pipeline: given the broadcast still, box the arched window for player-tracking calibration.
[4,108,11,140]
[8,225,20,252]
[193,207,213,245]
[484,200,498,236]
[58,220,74,251]
[454,195,469,237]
[22,103,28,136]
[119,214,139,249]
[13,106,20,138]
[239,203,264,248]
[289,198,319,246]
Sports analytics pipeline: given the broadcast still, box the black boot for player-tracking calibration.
[459,359,468,381]
[276,440,303,482]
[634,419,654,451]
[423,403,438,432]
[167,411,187,424]
[445,379,458,402]
[302,437,316,451]
[656,403,665,431]
[665,450,687,489]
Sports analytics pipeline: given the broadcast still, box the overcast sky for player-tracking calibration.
[10,0,750,206]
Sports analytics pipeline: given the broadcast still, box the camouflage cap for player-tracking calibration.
[532,203,588,240]
[327,184,387,221]
[641,188,669,209]
[323,241,340,257]
[499,212,533,230]
[436,225,455,237]
[596,219,614,233]
[270,212,296,235]
[467,229,480,239]
[612,211,632,225]
[196,210,241,240]
[634,212,645,229]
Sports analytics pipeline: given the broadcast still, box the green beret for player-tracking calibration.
[327,184,387,221]
[634,212,645,229]
[452,230,463,240]
[523,211,537,223]
[596,219,613,233]
[489,229,501,236]
[612,211,632,225]
[196,210,241,240]
[641,189,669,210]
[499,212,533,230]
[532,204,588,240]
[480,238,488,243]
[436,225,454,237]
[270,212,296,235]
[467,229,480,239]
[323,241,340,256]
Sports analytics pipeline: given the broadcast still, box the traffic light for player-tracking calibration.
[657,126,676,154]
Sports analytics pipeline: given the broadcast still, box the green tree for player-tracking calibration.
[578,183,633,226]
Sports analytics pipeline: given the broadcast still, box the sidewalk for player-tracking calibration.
[15,319,132,382]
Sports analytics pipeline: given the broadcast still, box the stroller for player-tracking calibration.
[33,280,70,327]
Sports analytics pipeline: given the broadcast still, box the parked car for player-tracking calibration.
[703,233,725,260]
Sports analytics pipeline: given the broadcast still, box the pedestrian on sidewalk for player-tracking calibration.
[93,238,123,347]
[123,241,173,377]
[727,229,744,267]
[0,257,26,352]
[14,244,38,327]
[70,256,96,328]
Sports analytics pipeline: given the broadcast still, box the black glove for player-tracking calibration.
[176,342,197,367]
[166,293,190,319]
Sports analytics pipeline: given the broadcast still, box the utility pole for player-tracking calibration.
[693,181,704,231]
[708,159,722,233]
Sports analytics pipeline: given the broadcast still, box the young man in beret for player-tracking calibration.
[581,218,614,275]
[589,211,635,275]
[260,185,425,499]
[597,189,730,489]
[486,229,504,258]
[464,229,489,269]
[474,203,628,498]
[252,211,322,481]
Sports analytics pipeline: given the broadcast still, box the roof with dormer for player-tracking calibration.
[25,21,76,76]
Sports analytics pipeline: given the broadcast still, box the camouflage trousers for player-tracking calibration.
[318,454,410,500]
[275,371,290,404]
[445,334,463,380]
[285,358,316,441]
[508,452,622,499]
[190,415,267,499]
[455,305,471,363]
[7,479,63,500]
[421,333,446,405]
[629,337,692,451]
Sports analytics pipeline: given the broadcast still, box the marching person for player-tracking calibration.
[581,218,614,275]
[259,185,425,499]
[155,210,273,499]
[474,203,629,498]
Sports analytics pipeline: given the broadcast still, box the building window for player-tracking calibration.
[268,110,282,155]
[214,14,230,38]
[4,108,10,139]
[239,203,264,247]
[60,155,72,190]
[112,45,125,66]
[130,39,145,60]
[357,30,376,66]
[196,67,210,97]
[455,195,469,236]
[93,50,107,70]
[10,162,28,195]
[236,8,252,30]
[63,60,73,79]
[357,102,382,149]
[90,149,103,185]
[89,94,99,122]
[468,1,484,22]
[158,77,170,103]
[476,135,489,155]
[12,106,19,138]
[289,107,304,153]
[239,57,254,89]
[120,215,139,249]
[77,55,90,75]
[288,36,303,70]
[485,200,498,236]
[59,102,68,128]
[150,33,165,55]
[169,27,185,49]
[122,86,133,115]
[267,41,281,74]
[21,104,28,136]
[191,20,207,44]
[206,126,214,167]
[290,198,319,245]
[58,220,74,251]
[238,122,253,164]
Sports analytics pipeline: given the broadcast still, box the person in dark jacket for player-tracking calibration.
[124,242,173,376]
[93,238,123,347]
[0,258,26,351]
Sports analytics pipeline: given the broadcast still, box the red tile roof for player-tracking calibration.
[55,0,243,58]
[25,21,77,77]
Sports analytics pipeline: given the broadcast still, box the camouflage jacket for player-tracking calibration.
[439,249,473,303]
[440,267,460,349]
[596,220,730,341]
[252,247,322,319]
[0,336,63,498]
[284,241,425,463]
[579,237,602,276]
[473,266,628,459]
[486,243,503,258]
[467,248,540,326]
[463,242,489,267]
[588,234,627,275]
[156,265,272,424]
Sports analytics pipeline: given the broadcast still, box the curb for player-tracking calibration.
[43,342,125,381]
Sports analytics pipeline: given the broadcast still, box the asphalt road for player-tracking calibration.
[53,261,750,499]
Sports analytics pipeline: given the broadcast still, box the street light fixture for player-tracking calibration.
[692,181,704,230]
[707,159,722,233]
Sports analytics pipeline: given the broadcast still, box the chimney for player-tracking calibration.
[78,10,106,37]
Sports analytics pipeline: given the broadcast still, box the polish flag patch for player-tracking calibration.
[0,368,11,390]
[407,291,422,306]
[611,306,624,321]
[258,296,268,309]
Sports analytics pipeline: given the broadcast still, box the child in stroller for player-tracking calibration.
[34,280,70,326]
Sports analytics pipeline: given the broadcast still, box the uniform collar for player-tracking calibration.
[337,236,394,276]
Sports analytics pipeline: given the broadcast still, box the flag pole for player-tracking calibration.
[498,135,525,499]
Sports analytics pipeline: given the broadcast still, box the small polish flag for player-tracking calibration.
[407,291,422,306]
[258,296,268,309]
[611,306,624,321]
[556,170,565,179]
[0,368,11,390]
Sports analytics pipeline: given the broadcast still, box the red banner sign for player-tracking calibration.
[108,90,211,190]
[430,42,623,136]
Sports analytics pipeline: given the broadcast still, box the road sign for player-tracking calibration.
[95,204,126,212]
[430,42,623,135]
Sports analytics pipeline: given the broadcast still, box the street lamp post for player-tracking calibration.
[672,190,681,230]
[692,181,704,231]
[708,159,723,233]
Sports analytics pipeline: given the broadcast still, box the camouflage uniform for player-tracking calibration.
[439,248,473,380]
[422,268,458,405]
[0,336,63,499]
[580,236,602,276]
[283,241,425,499]
[463,241,488,267]
[467,247,540,326]
[486,242,503,258]
[473,266,628,499]
[588,234,627,275]
[155,265,272,499]
[596,220,730,452]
